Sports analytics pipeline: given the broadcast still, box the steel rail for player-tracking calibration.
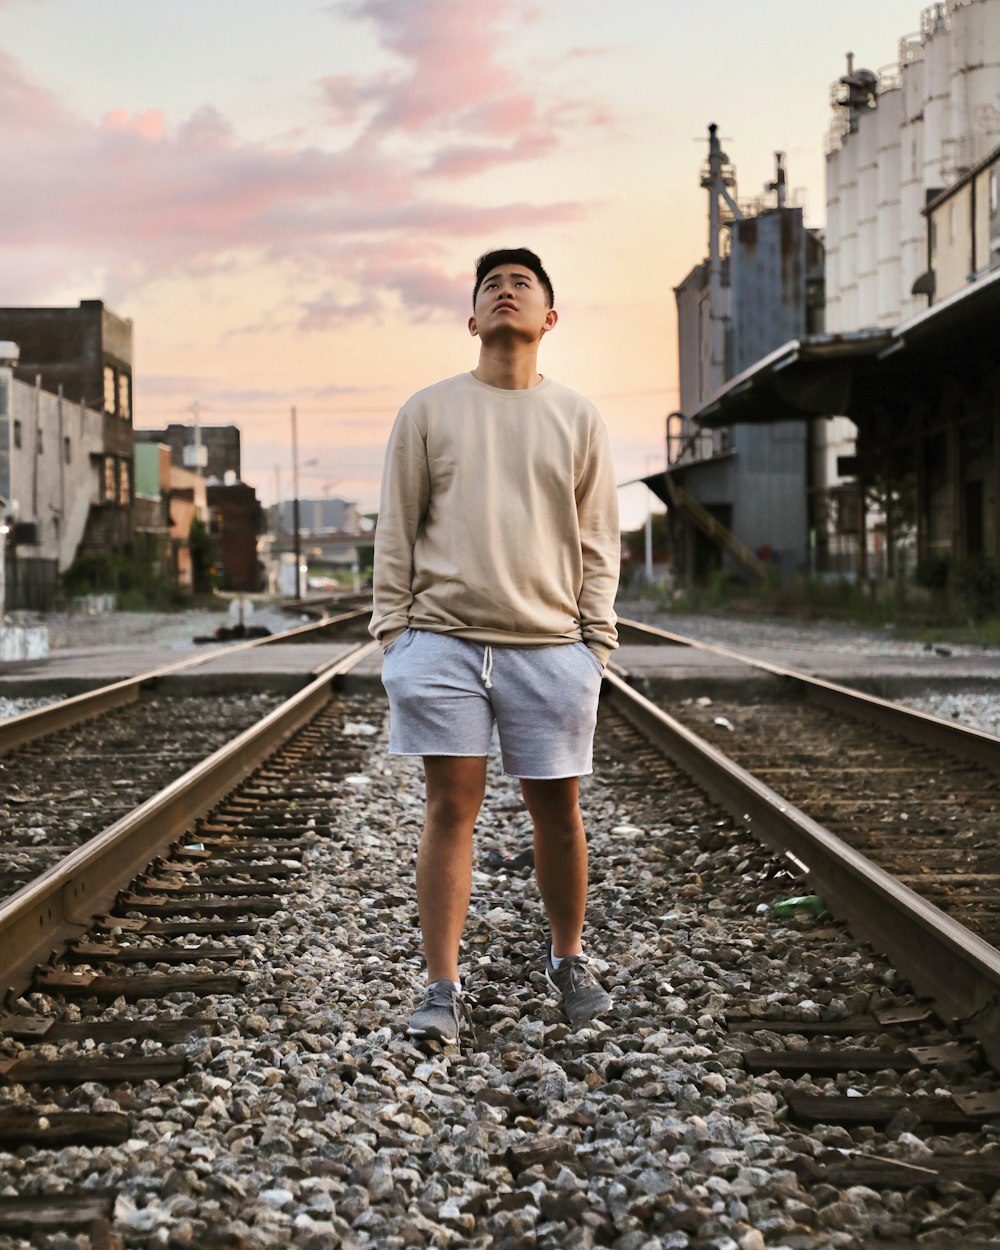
[0,606,373,754]
[616,616,1000,774]
[0,640,379,1000]
[602,668,1000,1068]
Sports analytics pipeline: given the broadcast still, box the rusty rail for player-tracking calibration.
[604,631,1000,1067]
[0,606,373,754]
[0,641,378,998]
[615,617,1000,774]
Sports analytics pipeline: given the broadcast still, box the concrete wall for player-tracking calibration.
[4,377,103,569]
[928,149,1000,300]
[932,180,976,295]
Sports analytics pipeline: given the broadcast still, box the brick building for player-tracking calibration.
[0,300,134,556]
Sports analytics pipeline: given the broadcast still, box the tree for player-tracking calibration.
[188,515,217,594]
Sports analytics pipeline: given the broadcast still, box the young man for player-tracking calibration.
[370,247,620,1042]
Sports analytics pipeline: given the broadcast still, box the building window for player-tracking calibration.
[13,419,21,449]
[948,202,956,243]
[64,436,72,464]
[36,426,43,454]
[104,455,117,502]
[118,459,131,505]
[118,373,131,422]
[104,365,116,415]
[991,169,998,216]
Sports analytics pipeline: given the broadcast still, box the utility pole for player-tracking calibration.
[291,405,302,599]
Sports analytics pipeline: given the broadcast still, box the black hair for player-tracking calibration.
[473,248,554,308]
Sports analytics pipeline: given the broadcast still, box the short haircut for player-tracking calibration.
[473,248,554,308]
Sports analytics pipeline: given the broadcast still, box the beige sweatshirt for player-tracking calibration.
[370,371,619,664]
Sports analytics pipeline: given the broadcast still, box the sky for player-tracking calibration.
[0,0,926,530]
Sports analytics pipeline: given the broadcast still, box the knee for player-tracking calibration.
[426,793,479,834]
[533,810,584,847]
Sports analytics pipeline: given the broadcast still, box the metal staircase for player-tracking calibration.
[665,477,769,581]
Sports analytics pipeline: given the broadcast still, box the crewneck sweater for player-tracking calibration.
[370,371,619,665]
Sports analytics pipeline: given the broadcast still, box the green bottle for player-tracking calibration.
[772,894,827,918]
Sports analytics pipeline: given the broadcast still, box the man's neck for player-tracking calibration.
[472,344,543,391]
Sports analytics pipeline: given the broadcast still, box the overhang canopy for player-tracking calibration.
[692,266,1000,430]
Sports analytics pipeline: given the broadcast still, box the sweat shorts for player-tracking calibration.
[380,628,604,779]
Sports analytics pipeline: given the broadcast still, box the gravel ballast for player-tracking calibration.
[2,693,999,1248]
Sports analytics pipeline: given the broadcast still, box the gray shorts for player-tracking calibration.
[381,628,604,779]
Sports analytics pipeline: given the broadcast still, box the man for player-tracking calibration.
[370,247,619,1043]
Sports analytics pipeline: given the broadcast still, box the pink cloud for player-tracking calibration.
[0,34,593,321]
[322,0,612,176]
[425,132,559,179]
[103,107,167,140]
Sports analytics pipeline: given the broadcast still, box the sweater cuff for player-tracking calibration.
[587,642,613,669]
[379,626,407,652]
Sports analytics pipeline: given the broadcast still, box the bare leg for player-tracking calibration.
[417,756,488,983]
[519,776,588,957]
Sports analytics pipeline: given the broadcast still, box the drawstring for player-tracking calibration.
[480,644,494,689]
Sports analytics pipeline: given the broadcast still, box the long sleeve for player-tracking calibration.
[370,409,429,648]
[575,418,620,666]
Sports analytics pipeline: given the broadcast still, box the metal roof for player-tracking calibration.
[691,268,1000,429]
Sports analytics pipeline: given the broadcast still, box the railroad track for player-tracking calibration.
[1,616,1000,1245]
[0,605,373,754]
[608,617,1000,1069]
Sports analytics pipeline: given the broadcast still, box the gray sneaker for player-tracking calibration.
[406,979,464,1042]
[546,950,612,1023]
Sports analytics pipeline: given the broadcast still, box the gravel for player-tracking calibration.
[2,694,999,1248]
[618,602,1000,738]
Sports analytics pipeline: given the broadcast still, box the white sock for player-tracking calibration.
[549,950,582,969]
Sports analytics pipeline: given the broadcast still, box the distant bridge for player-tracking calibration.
[266,531,370,563]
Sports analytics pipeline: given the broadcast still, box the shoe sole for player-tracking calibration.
[406,1024,458,1043]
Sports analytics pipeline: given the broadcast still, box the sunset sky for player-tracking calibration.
[1,0,924,529]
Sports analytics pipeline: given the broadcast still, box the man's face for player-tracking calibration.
[469,265,557,343]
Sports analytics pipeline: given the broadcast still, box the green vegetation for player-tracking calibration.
[62,551,184,611]
[624,535,1000,644]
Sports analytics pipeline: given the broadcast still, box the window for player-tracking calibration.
[13,419,22,450]
[103,365,116,415]
[104,456,116,502]
[991,169,998,216]
[118,373,131,422]
[36,426,43,454]
[948,202,956,244]
[64,436,71,464]
[118,459,131,505]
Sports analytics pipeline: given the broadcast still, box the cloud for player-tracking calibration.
[103,107,167,141]
[0,11,599,321]
[322,0,612,175]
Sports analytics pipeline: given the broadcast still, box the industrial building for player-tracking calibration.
[0,300,134,565]
[661,0,999,595]
[134,422,264,593]
[134,421,242,482]
[0,344,106,611]
[659,131,825,583]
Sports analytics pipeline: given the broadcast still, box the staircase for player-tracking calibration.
[665,478,769,581]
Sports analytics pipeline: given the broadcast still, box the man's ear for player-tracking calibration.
[541,308,559,334]
[468,315,478,337]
